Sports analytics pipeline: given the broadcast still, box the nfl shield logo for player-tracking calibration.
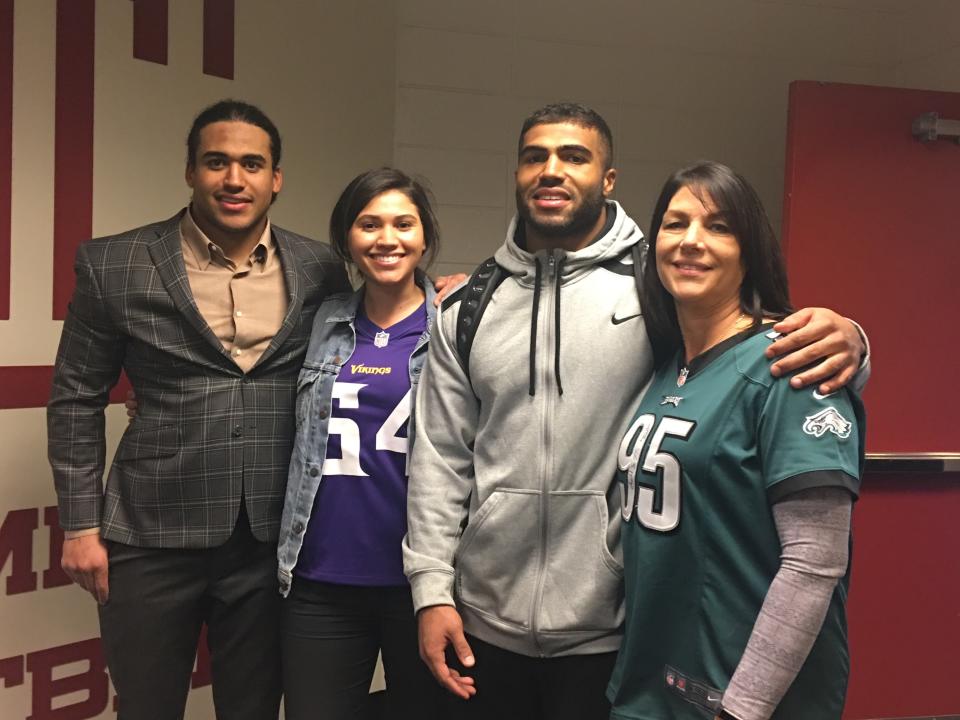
[374,330,390,348]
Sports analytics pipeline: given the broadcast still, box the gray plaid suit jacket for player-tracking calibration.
[48,210,351,548]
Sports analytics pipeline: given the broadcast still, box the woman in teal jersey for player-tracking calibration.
[607,162,864,720]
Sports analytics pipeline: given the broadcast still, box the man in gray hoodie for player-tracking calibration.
[402,103,867,719]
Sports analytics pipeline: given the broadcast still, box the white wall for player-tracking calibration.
[394,0,960,275]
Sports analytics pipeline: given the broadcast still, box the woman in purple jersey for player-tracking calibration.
[277,168,446,719]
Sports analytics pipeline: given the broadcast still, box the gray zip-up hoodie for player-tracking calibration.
[403,201,654,657]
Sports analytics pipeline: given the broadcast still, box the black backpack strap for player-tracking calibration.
[597,241,647,300]
[631,241,646,300]
[453,257,508,370]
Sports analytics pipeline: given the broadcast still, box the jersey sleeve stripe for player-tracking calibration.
[768,469,860,504]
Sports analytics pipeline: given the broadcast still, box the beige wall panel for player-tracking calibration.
[433,259,481,277]
[430,206,506,266]
[618,104,714,166]
[395,145,508,208]
[894,46,960,92]
[512,0,645,47]
[610,158,686,237]
[397,88,516,152]
[400,0,517,34]
[741,162,788,234]
[398,27,513,93]
[896,0,960,64]
[755,0,904,12]
[746,2,898,66]
[510,40,627,104]
[619,51,794,114]
[626,0,765,55]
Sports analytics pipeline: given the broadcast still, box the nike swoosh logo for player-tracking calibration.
[611,313,642,325]
[812,389,836,400]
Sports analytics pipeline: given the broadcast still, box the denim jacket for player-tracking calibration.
[277,275,437,596]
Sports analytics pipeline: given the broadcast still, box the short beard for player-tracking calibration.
[516,185,606,240]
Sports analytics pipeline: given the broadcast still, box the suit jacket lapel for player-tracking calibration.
[255,225,304,368]
[147,210,232,361]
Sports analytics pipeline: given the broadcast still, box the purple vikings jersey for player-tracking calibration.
[295,302,427,586]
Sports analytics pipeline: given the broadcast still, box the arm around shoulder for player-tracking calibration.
[767,308,869,394]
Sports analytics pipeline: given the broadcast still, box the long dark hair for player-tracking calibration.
[328,167,441,270]
[642,161,793,366]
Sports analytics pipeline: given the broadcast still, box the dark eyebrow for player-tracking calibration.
[518,143,593,157]
[200,151,268,164]
[556,144,592,156]
[663,209,730,223]
[356,213,419,223]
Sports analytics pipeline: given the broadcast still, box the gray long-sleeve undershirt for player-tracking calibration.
[721,486,853,720]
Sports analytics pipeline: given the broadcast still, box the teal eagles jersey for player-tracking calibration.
[607,325,864,720]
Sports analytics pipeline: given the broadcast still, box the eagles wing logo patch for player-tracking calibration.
[803,407,852,439]
[661,395,683,407]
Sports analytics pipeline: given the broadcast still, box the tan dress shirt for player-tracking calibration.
[179,209,288,373]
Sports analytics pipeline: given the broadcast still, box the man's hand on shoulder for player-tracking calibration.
[765,308,865,394]
[432,274,468,306]
[61,533,109,604]
[418,605,477,699]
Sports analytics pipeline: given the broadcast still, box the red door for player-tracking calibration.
[782,81,960,718]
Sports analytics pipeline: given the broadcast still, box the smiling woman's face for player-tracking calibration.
[347,189,425,289]
[655,185,745,314]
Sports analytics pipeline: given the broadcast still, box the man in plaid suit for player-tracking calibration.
[47,100,350,719]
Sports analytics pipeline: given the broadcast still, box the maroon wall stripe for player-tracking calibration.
[132,0,168,65]
[0,0,13,320]
[53,0,95,320]
[202,0,234,79]
[0,366,130,409]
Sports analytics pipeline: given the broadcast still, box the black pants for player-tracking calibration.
[281,579,445,720]
[98,514,281,720]
[447,635,617,720]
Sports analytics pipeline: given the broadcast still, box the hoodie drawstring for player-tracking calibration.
[529,258,542,396]
[528,255,564,397]
[553,256,565,396]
